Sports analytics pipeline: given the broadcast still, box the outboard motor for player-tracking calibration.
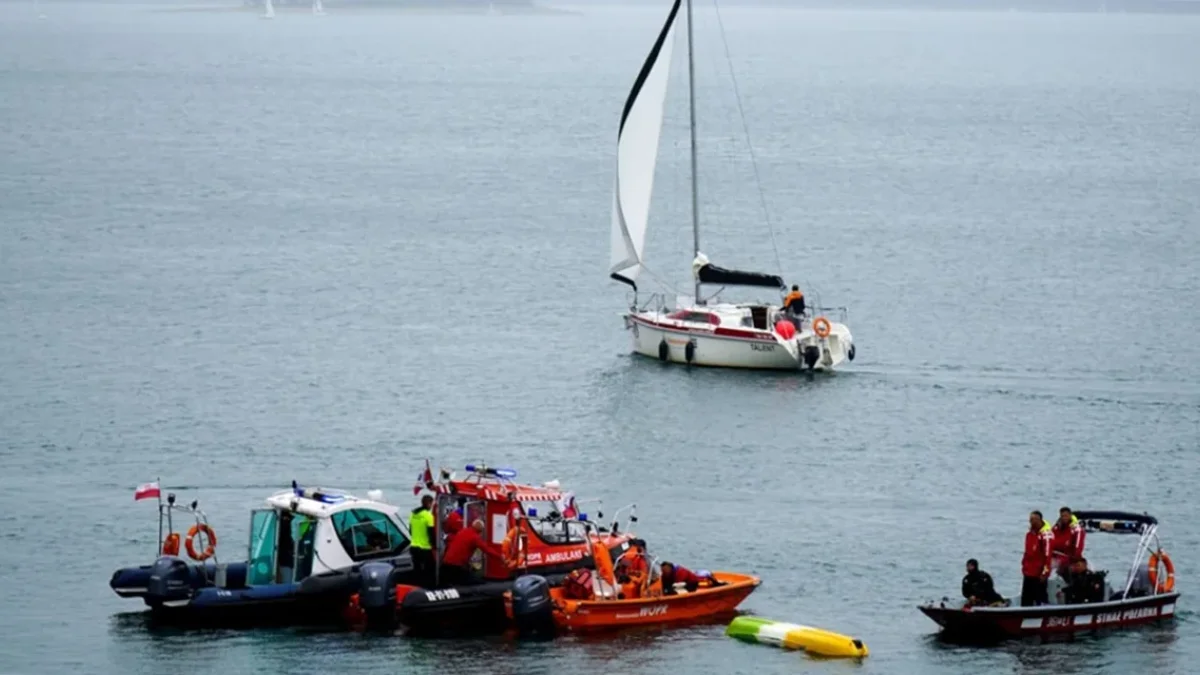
[145,556,197,607]
[803,345,820,369]
[511,574,555,640]
[358,561,403,629]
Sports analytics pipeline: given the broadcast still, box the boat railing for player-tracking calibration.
[810,305,849,325]
[626,291,673,314]
[606,503,638,536]
[1121,524,1162,598]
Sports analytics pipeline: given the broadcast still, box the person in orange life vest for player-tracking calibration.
[614,539,650,599]
[659,561,722,595]
[1050,506,1085,577]
[1021,510,1053,607]
[782,285,806,329]
[441,519,502,588]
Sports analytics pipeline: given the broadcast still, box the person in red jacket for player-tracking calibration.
[1050,506,1086,577]
[443,508,464,537]
[1021,510,1053,606]
[659,561,723,594]
[440,519,502,588]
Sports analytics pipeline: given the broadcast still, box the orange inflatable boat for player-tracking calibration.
[503,531,760,636]
[548,571,761,632]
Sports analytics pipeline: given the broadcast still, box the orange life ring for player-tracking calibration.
[502,527,523,569]
[1148,550,1175,593]
[185,523,217,561]
[813,317,832,338]
[161,532,181,556]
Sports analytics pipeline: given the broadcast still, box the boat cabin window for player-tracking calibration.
[247,508,278,586]
[331,508,409,562]
[525,512,589,546]
[666,310,720,326]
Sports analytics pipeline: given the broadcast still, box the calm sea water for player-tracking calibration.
[1,3,1198,674]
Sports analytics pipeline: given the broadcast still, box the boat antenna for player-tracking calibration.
[685,0,702,304]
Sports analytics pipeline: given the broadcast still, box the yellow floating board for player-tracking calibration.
[726,616,869,658]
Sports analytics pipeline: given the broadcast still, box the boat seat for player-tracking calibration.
[593,576,618,600]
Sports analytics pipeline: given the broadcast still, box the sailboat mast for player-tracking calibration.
[685,0,701,303]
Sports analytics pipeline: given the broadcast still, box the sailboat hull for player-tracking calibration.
[627,313,852,371]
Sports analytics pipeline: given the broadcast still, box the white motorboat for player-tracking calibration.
[608,0,855,371]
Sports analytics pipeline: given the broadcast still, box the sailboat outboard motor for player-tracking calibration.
[145,556,201,606]
[511,574,555,640]
[358,561,404,629]
[803,345,820,369]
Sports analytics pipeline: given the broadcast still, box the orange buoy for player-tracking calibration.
[1148,550,1175,593]
[502,527,524,569]
[774,320,796,340]
[161,532,181,556]
[185,523,217,561]
[813,317,832,338]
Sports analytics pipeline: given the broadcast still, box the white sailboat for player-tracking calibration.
[312,0,325,15]
[610,0,855,371]
[261,0,275,19]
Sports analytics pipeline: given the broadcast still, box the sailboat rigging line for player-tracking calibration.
[711,0,784,280]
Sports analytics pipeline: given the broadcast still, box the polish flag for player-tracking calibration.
[134,481,161,501]
[413,459,433,495]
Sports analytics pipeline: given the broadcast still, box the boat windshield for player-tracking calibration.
[247,508,278,586]
[526,516,589,545]
[330,508,409,562]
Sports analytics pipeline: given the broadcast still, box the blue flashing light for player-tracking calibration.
[465,464,477,472]
[527,507,538,517]
[579,513,588,522]
[495,467,517,479]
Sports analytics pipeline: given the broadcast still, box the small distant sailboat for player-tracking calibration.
[312,0,325,14]
[261,0,275,19]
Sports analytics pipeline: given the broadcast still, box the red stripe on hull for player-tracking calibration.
[631,315,776,343]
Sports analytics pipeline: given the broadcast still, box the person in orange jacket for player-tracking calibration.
[1021,510,1053,606]
[614,539,650,599]
[440,519,502,588]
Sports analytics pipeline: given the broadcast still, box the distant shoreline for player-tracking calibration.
[143,0,578,14]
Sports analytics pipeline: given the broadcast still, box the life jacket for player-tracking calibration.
[563,568,595,600]
[783,290,804,309]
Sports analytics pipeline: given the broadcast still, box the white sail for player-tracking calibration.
[608,0,681,291]
[262,0,274,18]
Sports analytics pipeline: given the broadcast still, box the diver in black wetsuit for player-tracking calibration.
[1062,558,1107,604]
[962,558,1005,607]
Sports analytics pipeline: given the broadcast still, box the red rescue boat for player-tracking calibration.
[350,462,639,636]
[919,510,1179,642]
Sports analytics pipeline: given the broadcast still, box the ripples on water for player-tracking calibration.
[1,2,1198,674]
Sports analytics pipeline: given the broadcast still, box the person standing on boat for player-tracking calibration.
[409,495,436,587]
[1051,506,1086,577]
[782,285,806,328]
[962,559,1004,607]
[1021,510,1053,606]
[440,519,502,587]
